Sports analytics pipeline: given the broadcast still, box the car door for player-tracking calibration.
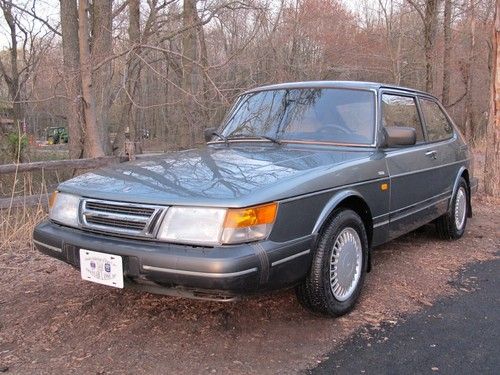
[381,91,445,240]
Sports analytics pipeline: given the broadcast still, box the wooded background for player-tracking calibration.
[0,0,498,195]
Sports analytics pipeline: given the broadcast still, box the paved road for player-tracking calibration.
[310,256,500,375]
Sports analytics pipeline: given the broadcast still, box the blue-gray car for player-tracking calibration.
[33,81,478,316]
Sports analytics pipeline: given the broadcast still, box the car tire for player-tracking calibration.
[296,209,368,317]
[435,177,469,240]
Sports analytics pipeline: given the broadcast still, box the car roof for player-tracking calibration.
[243,81,437,99]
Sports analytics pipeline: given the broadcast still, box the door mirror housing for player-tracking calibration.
[383,127,417,147]
[204,127,216,142]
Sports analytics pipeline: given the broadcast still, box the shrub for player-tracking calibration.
[6,132,28,162]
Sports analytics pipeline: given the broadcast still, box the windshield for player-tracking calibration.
[219,88,375,145]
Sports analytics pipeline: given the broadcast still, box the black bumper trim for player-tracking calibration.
[33,239,62,253]
[271,249,310,266]
[142,264,258,278]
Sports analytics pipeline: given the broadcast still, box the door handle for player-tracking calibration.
[425,150,437,159]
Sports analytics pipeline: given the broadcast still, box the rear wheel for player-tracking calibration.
[296,209,368,316]
[435,177,469,240]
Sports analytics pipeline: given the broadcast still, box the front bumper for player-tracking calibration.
[33,220,314,299]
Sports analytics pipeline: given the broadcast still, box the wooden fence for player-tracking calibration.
[0,156,128,209]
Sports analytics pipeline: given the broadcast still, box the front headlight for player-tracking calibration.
[49,191,81,228]
[157,206,227,246]
[157,203,278,246]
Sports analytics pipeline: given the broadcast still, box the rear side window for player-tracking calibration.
[381,94,424,142]
[420,99,454,141]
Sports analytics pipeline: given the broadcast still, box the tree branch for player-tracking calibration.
[5,0,61,36]
[405,0,425,22]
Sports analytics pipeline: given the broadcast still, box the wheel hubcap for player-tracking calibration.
[329,227,362,302]
[454,187,467,231]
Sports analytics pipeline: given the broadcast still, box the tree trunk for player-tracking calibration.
[394,12,403,85]
[464,0,476,143]
[196,17,209,103]
[60,0,84,159]
[181,0,200,149]
[113,0,141,155]
[127,0,141,146]
[0,1,24,127]
[442,0,452,107]
[91,0,113,154]
[78,0,104,157]
[424,0,438,93]
[484,2,500,197]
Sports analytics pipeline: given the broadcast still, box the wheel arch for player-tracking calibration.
[312,190,373,248]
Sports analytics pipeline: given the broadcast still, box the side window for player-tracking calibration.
[420,99,454,142]
[381,94,424,142]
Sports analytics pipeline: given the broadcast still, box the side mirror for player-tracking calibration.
[383,127,416,147]
[204,127,216,142]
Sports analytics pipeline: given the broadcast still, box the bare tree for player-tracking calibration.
[442,0,452,106]
[406,0,439,92]
[91,0,113,154]
[78,0,104,157]
[484,1,499,197]
[378,0,404,85]
[113,0,142,155]
[0,1,24,125]
[464,0,476,142]
[0,0,494,163]
[60,0,84,159]
[180,0,201,148]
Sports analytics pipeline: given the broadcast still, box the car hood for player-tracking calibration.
[59,144,379,207]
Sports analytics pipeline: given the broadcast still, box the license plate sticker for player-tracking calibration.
[79,249,124,289]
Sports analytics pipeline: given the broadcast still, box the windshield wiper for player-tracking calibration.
[212,131,229,145]
[222,134,282,145]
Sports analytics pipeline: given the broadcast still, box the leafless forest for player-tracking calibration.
[0,0,498,195]
[0,3,499,373]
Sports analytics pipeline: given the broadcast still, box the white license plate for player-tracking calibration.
[79,249,124,289]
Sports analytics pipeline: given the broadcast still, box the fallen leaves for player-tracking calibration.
[0,199,498,374]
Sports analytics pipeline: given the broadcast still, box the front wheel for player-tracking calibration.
[296,209,368,316]
[435,177,469,240]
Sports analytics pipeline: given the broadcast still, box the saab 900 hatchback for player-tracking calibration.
[33,81,477,316]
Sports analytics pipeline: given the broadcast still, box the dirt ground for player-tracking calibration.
[0,196,498,375]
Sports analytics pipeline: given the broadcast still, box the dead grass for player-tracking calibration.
[0,205,47,253]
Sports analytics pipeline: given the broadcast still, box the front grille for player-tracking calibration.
[81,199,165,238]
[86,216,147,231]
[85,201,156,216]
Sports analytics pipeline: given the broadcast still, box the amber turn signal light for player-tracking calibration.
[224,202,278,228]
[48,191,58,209]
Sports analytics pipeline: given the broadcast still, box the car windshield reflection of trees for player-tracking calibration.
[220,88,374,144]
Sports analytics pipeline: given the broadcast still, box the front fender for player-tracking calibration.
[311,189,365,234]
